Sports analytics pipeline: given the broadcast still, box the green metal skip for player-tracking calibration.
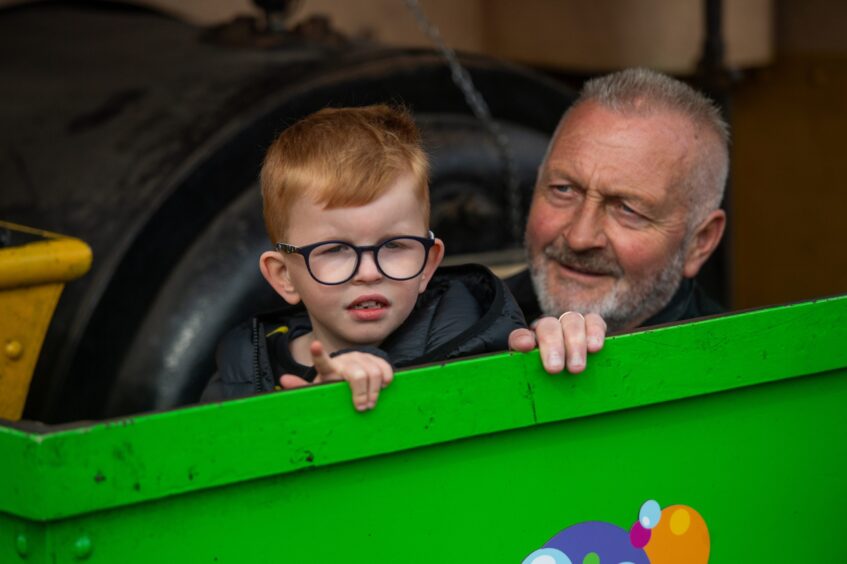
[2,295,846,562]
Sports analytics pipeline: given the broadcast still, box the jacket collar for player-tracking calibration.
[640,278,696,328]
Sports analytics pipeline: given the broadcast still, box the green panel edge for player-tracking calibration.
[2,295,846,522]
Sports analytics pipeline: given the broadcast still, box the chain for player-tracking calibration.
[404,0,523,247]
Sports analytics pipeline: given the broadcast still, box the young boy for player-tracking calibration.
[201,105,526,410]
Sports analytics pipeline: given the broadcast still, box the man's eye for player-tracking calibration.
[619,202,638,215]
[614,201,649,224]
[549,184,577,198]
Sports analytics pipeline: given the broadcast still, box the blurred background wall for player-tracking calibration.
[731,0,847,309]
[3,0,844,309]
[95,0,773,73]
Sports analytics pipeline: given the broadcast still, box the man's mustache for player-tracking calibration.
[543,243,624,278]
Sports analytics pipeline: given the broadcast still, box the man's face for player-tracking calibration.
[525,102,697,331]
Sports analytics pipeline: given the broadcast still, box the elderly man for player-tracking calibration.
[510,68,728,373]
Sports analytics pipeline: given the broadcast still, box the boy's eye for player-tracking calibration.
[382,240,409,250]
[315,243,351,256]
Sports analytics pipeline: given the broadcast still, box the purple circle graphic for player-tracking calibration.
[543,521,649,564]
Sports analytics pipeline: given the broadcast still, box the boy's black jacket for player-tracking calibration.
[200,264,526,401]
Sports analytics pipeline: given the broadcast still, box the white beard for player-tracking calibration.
[529,242,687,332]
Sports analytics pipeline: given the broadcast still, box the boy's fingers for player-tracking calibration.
[305,347,394,411]
[533,316,566,374]
[310,341,341,382]
[363,357,391,409]
[366,363,382,410]
[345,356,380,411]
[279,374,309,389]
[380,361,395,388]
[346,366,370,412]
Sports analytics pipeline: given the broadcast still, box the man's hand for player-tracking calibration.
[279,341,394,411]
[508,312,607,374]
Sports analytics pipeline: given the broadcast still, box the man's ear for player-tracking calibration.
[418,238,445,293]
[683,209,726,278]
[259,250,301,305]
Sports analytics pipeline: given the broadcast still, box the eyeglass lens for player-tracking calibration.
[308,238,427,284]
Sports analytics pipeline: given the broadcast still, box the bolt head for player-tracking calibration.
[15,532,28,557]
[73,535,93,559]
[5,340,23,360]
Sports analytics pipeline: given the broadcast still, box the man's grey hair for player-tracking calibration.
[561,68,730,229]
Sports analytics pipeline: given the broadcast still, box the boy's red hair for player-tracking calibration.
[261,104,430,242]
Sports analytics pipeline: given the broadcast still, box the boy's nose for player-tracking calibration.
[352,251,382,283]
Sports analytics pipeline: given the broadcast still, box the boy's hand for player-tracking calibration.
[508,312,607,374]
[279,341,394,412]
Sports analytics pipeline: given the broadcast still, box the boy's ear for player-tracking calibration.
[683,209,726,278]
[417,238,445,294]
[259,250,301,305]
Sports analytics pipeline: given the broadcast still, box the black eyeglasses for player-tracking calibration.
[275,231,436,285]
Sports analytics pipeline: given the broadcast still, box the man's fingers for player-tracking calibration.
[585,312,607,352]
[559,311,587,373]
[508,327,537,352]
[513,312,606,375]
[533,316,566,374]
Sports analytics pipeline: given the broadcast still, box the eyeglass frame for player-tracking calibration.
[274,231,437,286]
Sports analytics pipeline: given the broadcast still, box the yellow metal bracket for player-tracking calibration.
[0,221,92,420]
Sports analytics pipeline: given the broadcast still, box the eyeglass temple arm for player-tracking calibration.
[275,243,298,254]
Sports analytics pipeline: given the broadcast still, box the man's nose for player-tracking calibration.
[352,251,382,283]
[564,201,606,251]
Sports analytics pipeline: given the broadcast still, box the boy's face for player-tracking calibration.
[260,173,444,353]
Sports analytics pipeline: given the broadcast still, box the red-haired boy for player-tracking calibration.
[202,105,525,410]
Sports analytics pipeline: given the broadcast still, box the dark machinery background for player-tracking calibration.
[1,1,578,422]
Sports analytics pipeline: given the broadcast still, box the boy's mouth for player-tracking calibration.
[347,295,390,322]
[348,295,390,310]
[351,300,383,310]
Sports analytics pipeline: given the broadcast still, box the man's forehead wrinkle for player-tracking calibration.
[544,103,702,211]
[556,154,687,220]
[548,137,664,202]
[545,161,660,213]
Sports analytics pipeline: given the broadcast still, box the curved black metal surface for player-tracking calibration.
[0,2,576,421]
